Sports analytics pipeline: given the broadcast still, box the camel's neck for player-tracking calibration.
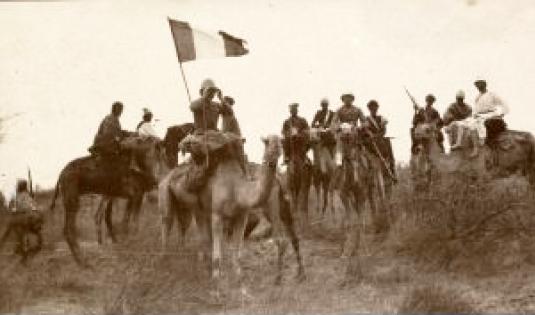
[242,160,277,208]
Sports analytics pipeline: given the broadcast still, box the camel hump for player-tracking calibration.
[180,131,242,155]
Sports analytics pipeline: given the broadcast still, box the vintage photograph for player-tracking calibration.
[1,0,535,313]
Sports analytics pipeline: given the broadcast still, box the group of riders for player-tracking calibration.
[0,76,510,261]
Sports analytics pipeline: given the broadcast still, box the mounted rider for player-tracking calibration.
[363,100,397,181]
[220,95,248,176]
[181,79,243,191]
[330,93,366,165]
[473,78,509,145]
[443,90,478,157]
[311,98,336,157]
[282,103,310,164]
[136,108,161,140]
[411,94,445,154]
[90,102,156,188]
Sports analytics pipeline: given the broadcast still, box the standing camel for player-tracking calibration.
[309,127,335,217]
[49,136,165,266]
[191,135,303,294]
[285,133,312,232]
[335,124,387,278]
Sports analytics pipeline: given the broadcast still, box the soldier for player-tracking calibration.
[0,179,43,260]
[91,101,130,158]
[443,90,478,156]
[364,100,397,181]
[136,108,160,139]
[220,96,248,176]
[190,79,224,134]
[411,94,445,153]
[281,103,310,164]
[331,93,366,129]
[311,98,334,128]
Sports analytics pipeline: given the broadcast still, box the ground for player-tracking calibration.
[2,170,535,314]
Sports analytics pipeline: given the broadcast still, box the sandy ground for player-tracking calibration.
[2,191,535,314]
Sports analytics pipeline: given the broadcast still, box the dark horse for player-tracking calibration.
[93,123,195,245]
[49,136,165,266]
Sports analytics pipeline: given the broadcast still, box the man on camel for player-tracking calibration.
[181,79,244,191]
[220,95,248,176]
[443,90,478,157]
[282,103,310,165]
[311,98,336,157]
[473,78,509,145]
[363,100,397,181]
[330,93,366,165]
[136,108,161,140]
[411,94,445,153]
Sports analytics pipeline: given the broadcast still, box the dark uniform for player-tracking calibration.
[443,102,472,126]
[92,114,129,157]
[311,109,334,128]
[282,115,310,161]
[332,105,366,128]
[364,115,396,179]
[411,106,445,153]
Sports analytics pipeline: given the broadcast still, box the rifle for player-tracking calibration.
[404,86,420,112]
[27,167,34,198]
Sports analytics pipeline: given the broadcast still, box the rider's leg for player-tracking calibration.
[450,123,464,150]
[469,129,480,158]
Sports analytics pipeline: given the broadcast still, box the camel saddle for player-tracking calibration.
[179,131,243,192]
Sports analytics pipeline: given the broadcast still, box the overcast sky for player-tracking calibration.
[1,0,535,188]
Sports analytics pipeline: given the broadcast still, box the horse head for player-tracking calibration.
[162,123,195,168]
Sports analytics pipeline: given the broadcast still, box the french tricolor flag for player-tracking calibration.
[168,18,249,62]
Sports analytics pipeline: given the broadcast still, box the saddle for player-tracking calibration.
[179,131,243,192]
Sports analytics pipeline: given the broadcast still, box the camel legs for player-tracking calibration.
[95,196,114,245]
[104,200,117,243]
[230,212,248,296]
[211,211,224,297]
[159,184,174,250]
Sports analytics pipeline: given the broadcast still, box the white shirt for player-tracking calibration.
[475,91,508,118]
[137,121,160,139]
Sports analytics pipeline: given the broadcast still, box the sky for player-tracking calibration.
[1,0,535,189]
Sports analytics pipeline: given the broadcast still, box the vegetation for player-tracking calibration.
[1,165,535,313]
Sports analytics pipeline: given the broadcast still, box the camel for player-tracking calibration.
[93,123,194,245]
[284,133,312,232]
[49,136,166,266]
[159,153,304,285]
[334,124,388,279]
[411,121,535,188]
[190,134,302,294]
[0,211,44,264]
[309,127,335,217]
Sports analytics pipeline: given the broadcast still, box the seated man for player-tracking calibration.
[281,103,310,164]
[182,79,243,192]
[363,100,397,181]
[411,94,445,154]
[443,90,479,157]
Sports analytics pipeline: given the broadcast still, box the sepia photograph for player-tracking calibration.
[1,0,535,313]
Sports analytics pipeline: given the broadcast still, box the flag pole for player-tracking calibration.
[168,17,192,103]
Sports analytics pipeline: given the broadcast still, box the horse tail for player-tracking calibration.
[49,176,61,212]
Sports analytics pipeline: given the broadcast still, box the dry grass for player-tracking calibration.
[3,166,535,313]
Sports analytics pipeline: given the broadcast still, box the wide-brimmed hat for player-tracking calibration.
[341,93,354,101]
[320,98,329,105]
[289,103,299,109]
[456,90,465,98]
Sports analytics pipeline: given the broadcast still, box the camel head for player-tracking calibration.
[261,135,282,168]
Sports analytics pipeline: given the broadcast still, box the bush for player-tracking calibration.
[398,283,476,314]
